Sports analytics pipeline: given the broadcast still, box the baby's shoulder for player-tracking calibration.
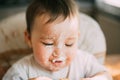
[3,55,34,80]
[13,54,34,68]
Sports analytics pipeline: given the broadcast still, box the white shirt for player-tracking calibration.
[3,50,107,80]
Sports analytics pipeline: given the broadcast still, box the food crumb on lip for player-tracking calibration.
[52,59,63,63]
[51,57,66,63]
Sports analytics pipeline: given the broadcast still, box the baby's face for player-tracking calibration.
[28,15,79,71]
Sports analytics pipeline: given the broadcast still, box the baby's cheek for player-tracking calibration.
[66,52,75,64]
[46,46,54,54]
[66,49,77,60]
[34,45,51,56]
[67,48,77,55]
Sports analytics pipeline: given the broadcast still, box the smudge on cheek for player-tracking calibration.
[46,46,53,53]
[41,46,53,61]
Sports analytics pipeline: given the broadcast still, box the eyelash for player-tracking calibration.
[42,42,53,46]
[42,42,74,47]
[65,43,73,47]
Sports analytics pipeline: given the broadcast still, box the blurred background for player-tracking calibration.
[0,0,120,80]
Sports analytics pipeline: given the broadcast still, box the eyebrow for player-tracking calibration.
[40,36,55,40]
[39,36,77,40]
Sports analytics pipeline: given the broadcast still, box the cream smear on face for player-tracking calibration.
[45,40,67,67]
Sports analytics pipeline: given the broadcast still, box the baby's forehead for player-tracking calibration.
[34,13,79,25]
[33,13,79,35]
[35,14,51,24]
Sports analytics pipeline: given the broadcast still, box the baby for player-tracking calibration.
[3,0,112,80]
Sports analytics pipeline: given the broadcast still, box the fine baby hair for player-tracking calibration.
[26,0,79,34]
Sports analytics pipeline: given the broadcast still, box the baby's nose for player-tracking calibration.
[53,47,64,57]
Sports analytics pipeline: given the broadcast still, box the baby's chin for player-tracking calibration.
[49,68,61,72]
[47,63,68,72]
[47,65,65,72]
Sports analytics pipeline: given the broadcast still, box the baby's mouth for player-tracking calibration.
[51,57,66,64]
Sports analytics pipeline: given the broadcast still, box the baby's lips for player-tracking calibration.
[52,60,63,63]
[51,57,66,63]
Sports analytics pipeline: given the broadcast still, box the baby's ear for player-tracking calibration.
[24,30,32,48]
